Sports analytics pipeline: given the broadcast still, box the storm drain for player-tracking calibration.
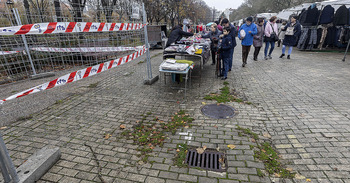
[186,149,227,172]
[201,104,235,119]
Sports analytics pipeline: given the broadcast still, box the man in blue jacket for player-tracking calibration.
[220,27,233,80]
[238,17,257,67]
[221,18,236,71]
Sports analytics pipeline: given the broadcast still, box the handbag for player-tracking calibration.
[285,24,295,36]
[268,23,279,42]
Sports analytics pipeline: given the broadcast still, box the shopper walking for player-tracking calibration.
[219,27,233,80]
[221,18,237,71]
[238,17,257,67]
[201,23,222,65]
[264,16,278,60]
[280,15,301,59]
[253,18,264,61]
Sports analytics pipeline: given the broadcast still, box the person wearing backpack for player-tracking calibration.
[264,16,278,60]
[279,15,301,59]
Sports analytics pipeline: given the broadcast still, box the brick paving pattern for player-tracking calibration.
[1,45,350,182]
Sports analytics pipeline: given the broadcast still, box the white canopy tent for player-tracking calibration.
[276,3,313,20]
[255,13,278,20]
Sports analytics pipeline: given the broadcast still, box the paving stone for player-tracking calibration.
[178,174,198,182]
[159,171,179,179]
[198,177,218,183]
[145,177,166,183]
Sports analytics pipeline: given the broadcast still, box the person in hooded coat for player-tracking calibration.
[166,24,194,47]
[253,18,264,61]
[280,15,302,60]
[201,23,222,65]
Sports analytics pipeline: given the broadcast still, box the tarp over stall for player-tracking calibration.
[276,3,313,20]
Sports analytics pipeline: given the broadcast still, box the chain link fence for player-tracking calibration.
[0,1,144,84]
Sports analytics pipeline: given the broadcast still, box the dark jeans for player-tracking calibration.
[211,49,216,64]
[264,41,275,57]
[242,45,251,64]
[222,56,230,78]
[253,47,261,60]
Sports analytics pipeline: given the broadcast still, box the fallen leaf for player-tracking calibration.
[196,147,205,154]
[176,149,180,152]
[184,126,189,129]
[104,133,112,139]
[261,149,266,153]
[227,144,236,149]
[150,146,155,150]
[216,147,220,151]
[136,120,140,123]
[0,126,7,130]
[138,161,144,165]
[263,133,271,138]
[202,146,207,151]
[306,179,311,182]
[295,174,306,179]
[202,102,206,105]
[274,173,281,178]
[251,138,256,143]
[286,168,293,172]
[214,125,218,128]
[120,124,126,129]
[217,103,220,106]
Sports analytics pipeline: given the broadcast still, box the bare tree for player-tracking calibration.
[68,0,87,22]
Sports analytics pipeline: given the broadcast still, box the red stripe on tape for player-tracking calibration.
[67,71,77,83]
[125,55,130,63]
[131,23,134,30]
[47,78,58,89]
[66,22,76,32]
[15,24,34,35]
[97,63,104,73]
[126,23,130,30]
[83,22,92,32]
[98,23,105,32]
[109,23,116,31]
[16,89,34,98]
[131,53,135,60]
[83,67,92,78]
[119,23,124,31]
[117,58,123,66]
[44,22,57,34]
[108,60,114,69]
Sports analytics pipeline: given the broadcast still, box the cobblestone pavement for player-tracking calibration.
[1,44,350,183]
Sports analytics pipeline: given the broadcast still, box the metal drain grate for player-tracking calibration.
[185,149,227,172]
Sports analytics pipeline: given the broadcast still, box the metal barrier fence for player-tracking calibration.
[0,1,144,84]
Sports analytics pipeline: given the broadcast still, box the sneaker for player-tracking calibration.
[279,54,285,58]
[287,55,290,59]
[242,63,246,67]
[221,77,227,80]
[253,57,257,61]
[264,56,268,60]
[268,55,272,59]
[229,69,231,72]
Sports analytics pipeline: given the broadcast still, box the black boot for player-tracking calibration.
[287,55,290,59]
[279,54,285,58]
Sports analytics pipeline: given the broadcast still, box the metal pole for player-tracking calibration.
[0,132,19,182]
[342,38,350,62]
[0,152,12,183]
[142,3,152,80]
[13,8,37,75]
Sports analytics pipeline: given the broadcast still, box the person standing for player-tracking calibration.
[166,24,194,47]
[253,18,264,61]
[201,23,222,65]
[221,18,236,71]
[264,16,278,60]
[219,27,233,80]
[280,15,301,59]
[238,17,257,67]
[278,21,287,47]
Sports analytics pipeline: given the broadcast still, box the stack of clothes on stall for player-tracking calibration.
[297,4,350,50]
[159,59,194,71]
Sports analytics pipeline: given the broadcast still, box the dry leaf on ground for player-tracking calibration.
[274,173,281,178]
[263,133,272,138]
[176,149,180,152]
[104,133,112,139]
[0,127,7,130]
[227,144,236,149]
[295,174,306,179]
[216,147,220,151]
[306,179,311,182]
[196,147,205,154]
[286,168,293,172]
[184,126,189,129]
[120,124,126,129]
[202,146,207,151]
[202,102,206,105]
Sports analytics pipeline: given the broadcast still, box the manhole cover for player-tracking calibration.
[186,149,227,172]
[201,104,235,119]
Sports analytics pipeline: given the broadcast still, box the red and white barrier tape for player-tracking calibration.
[30,46,144,53]
[0,22,146,36]
[0,51,22,55]
[0,45,147,105]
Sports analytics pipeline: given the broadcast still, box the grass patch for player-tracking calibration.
[204,82,252,104]
[55,100,63,104]
[173,143,188,167]
[120,110,193,163]
[236,125,295,179]
[254,142,295,178]
[88,82,99,88]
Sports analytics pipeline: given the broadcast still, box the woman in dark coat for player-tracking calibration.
[280,15,301,59]
[166,24,194,47]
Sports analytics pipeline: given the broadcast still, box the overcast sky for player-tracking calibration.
[202,0,245,11]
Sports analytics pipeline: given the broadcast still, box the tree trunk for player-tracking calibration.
[54,0,63,22]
